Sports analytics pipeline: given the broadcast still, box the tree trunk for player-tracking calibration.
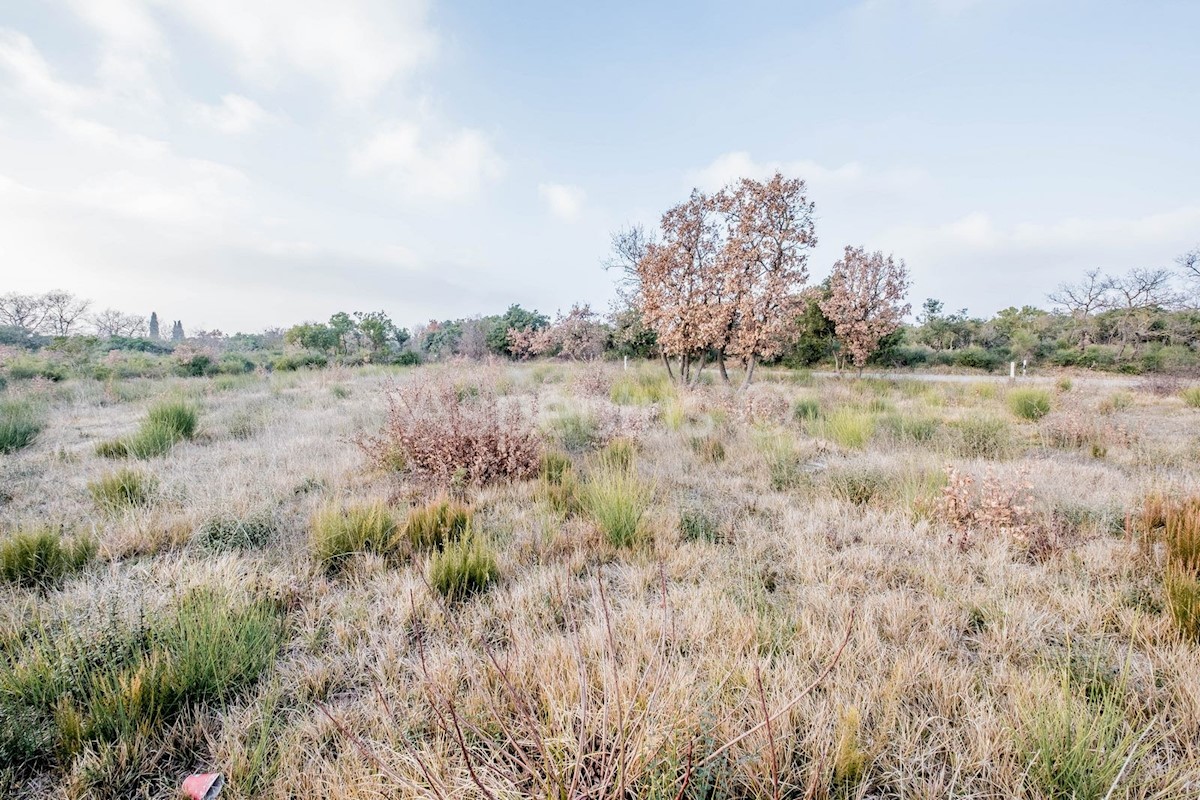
[739,356,757,390]
[717,352,730,385]
[690,353,708,387]
[661,352,675,381]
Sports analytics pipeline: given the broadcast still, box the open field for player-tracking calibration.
[3,362,1200,799]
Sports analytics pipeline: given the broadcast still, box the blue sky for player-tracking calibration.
[1,0,1197,332]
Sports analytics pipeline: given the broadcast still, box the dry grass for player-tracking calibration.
[1,364,1199,797]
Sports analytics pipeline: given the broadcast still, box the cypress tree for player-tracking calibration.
[172,320,184,342]
[149,312,160,340]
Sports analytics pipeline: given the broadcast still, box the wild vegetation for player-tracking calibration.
[2,359,1200,797]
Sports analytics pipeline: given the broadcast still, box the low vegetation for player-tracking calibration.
[1008,387,1053,420]
[96,399,200,459]
[0,399,43,454]
[0,528,96,589]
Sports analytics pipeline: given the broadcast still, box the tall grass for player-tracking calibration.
[311,502,396,571]
[950,415,1014,459]
[427,534,499,599]
[96,399,200,459]
[1009,388,1053,421]
[88,468,156,511]
[1181,386,1200,408]
[1137,494,1200,640]
[0,528,96,589]
[582,465,653,547]
[815,408,874,449]
[0,590,281,778]
[399,498,472,551]
[609,371,674,406]
[0,398,44,454]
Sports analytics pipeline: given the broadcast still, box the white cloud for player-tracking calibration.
[352,121,504,201]
[194,93,275,134]
[688,151,925,196]
[156,0,437,103]
[538,182,585,221]
[0,29,93,110]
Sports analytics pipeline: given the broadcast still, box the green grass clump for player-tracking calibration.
[547,409,601,452]
[426,534,499,600]
[399,499,473,551]
[96,399,201,460]
[311,502,396,571]
[792,397,822,423]
[679,507,723,543]
[0,399,44,454]
[596,437,637,472]
[0,528,96,589]
[197,512,277,552]
[1181,386,1200,408]
[1021,672,1151,800]
[145,400,198,439]
[878,412,940,444]
[815,408,874,449]
[537,452,582,516]
[582,465,653,548]
[88,468,156,511]
[609,371,674,406]
[1056,377,1073,393]
[0,590,281,779]
[1008,388,1053,421]
[688,434,726,463]
[950,415,1014,460]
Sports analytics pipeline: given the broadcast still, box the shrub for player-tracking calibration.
[360,380,541,488]
[311,502,396,571]
[273,352,327,371]
[197,512,277,552]
[392,351,422,366]
[933,466,1053,559]
[426,534,499,600]
[949,416,1014,460]
[0,399,43,454]
[1008,388,1052,421]
[954,347,1003,372]
[7,357,67,381]
[582,465,653,548]
[399,499,473,552]
[0,528,96,588]
[0,590,281,779]
[1181,386,1200,408]
[815,408,874,449]
[88,468,156,511]
[792,397,822,423]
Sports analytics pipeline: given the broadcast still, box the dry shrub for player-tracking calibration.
[361,379,542,488]
[1040,408,1128,457]
[1136,373,1182,397]
[934,465,1057,560]
[1131,494,1200,640]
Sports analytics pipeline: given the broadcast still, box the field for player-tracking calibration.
[2,362,1200,799]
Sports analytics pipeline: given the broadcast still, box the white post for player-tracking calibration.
[1009,361,1016,382]
[623,355,628,372]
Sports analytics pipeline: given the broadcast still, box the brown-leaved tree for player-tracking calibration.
[820,246,911,374]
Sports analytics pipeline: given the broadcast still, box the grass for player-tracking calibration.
[950,415,1014,459]
[815,408,874,449]
[96,399,200,459]
[0,590,281,782]
[399,498,472,551]
[609,371,675,405]
[792,396,822,423]
[537,451,582,516]
[0,528,96,589]
[547,408,602,452]
[582,464,653,547]
[197,512,277,552]
[88,468,156,511]
[311,502,396,571]
[0,399,44,454]
[1008,388,1053,421]
[1181,386,1200,408]
[426,534,499,599]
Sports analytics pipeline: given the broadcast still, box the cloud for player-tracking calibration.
[688,151,926,197]
[194,93,275,134]
[537,182,585,221]
[352,121,504,201]
[157,0,438,103]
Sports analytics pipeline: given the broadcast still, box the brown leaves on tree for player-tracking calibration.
[820,245,911,371]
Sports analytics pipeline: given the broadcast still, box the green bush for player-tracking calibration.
[582,465,653,548]
[0,590,281,777]
[427,534,499,600]
[0,528,96,589]
[0,399,44,454]
[311,502,396,571]
[1008,388,1052,421]
[273,352,327,371]
[197,512,277,552]
[88,468,156,511]
[1181,387,1200,409]
[399,499,472,551]
[7,357,67,381]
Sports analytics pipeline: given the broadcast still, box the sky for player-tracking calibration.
[0,0,1197,333]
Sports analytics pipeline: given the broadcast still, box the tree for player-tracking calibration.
[603,225,654,306]
[714,172,816,386]
[90,309,147,337]
[1178,246,1200,307]
[149,312,160,340]
[0,293,50,332]
[1107,267,1179,357]
[820,246,911,374]
[284,322,338,351]
[1047,269,1113,350]
[485,305,549,357]
[328,312,357,353]
[353,311,397,355]
[511,304,608,361]
[172,320,185,342]
[41,291,90,336]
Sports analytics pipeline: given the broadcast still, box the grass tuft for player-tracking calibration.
[399,498,473,552]
[427,534,499,599]
[1009,388,1053,421]
[88,468,156,511]
[0,528,96,589]
[815,408,874,449]
[311,502,396,572]
[582,464,653,548]
[1181,386,1200,408]
[197,512,277,552]
[0,399,44,454]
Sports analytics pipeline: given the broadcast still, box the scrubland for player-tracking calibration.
[2,362,1200,799]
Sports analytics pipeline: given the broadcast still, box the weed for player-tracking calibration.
[0,528,96,588]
